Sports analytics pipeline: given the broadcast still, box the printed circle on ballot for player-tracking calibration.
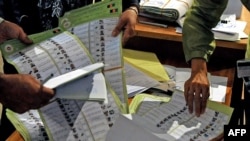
[61,18,71,29]
[4,44,14,53]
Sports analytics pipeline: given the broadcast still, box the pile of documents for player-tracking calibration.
[107,90,234,141]
[212,14,248,41]
[0,0,236,140]
[139,0,193,22]
[123,48,228,103]
[123,49,170,98]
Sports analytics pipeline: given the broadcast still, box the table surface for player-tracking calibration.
[135,7,250,50]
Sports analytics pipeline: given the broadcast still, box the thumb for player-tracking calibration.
[19,31,33,44]
[112,19,125,37]
[112,26,120,37]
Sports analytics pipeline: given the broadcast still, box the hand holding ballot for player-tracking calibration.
[0,18,33,44]
[0,18,54,114]
[0,73,55,114]
[112,6,139,46]
[43,62,107,102]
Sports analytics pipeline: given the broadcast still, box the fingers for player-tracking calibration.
[2,98,31,114]
[112,10,137,45]
[122,27,136,46]
[112,19,126,46]
[0,20,33,44]
[201,95,208,114]
[185,84,209,117]
[16,26,33,44]
[1,74,55,113]
[8,92,53,114]
[187,90,194,114]
[111,27,121,37]
[38,85,55,106]
[112,25,136,46]
[112,19,126,37]
[40,85,55,99]
[201,86,209,114]
[194,91,202,117]
[112,9,135,37]
[10,105,30,114]
[19,33,33,44]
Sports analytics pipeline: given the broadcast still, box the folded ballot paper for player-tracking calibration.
[123,49,169,82]
[44,62,108,101]
[139,0,193,22]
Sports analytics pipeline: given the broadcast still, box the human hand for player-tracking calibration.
[0,74,55,113]
[0,20,33,44]
[112,7,138,46]
[184,59,210,117]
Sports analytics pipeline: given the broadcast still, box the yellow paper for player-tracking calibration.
[123,49,169,82]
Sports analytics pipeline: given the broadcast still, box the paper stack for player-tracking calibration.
[212,14,248,41]
[139,0,193,22]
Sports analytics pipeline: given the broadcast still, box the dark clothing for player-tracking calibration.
[0,0,140,34]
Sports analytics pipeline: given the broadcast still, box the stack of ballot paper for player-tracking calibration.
[123,49,171,98]
[106,90,233,141]
[176,14,248,41]
[139,0,193,22]
[124,62,163,98]
[212,14,248,41]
